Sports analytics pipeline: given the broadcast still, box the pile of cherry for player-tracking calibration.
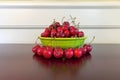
[32,17,93,59]
[41,20,84,38]
[32,44,92,59]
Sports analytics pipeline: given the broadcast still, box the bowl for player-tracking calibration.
[38,36,87,49]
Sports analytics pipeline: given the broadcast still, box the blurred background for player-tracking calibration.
[0,0,120,44]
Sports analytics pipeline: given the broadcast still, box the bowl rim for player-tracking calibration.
[38,36,87,40]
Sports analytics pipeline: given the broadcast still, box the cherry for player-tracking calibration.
[64,48,74,59]
[83,36,95,53]
[43,49,52,59]
[69,26,78,37]
[60,33,65,38]
[56,32,61,38]
[51,29,57,37]
[77,31,84,37]
[49,24,54,30]
[74,48,83,58]
[70,29,75,36]
[63,21,70,26]
[82,47,87,54]
[46,46,53,52]
[32,45,40,54]
[43,46,53,59]
[61,25,69,31]
[56,32,65,38]
[41,31,50,37]
[57,27,63,33]
[75,29,79,33]
[37,46,45,56]
[83,44,92,53]
[44,28,50,33]
[54,22,61,27]
[70,26,76,30]
[53,47,64,58]
[64,30,70,37]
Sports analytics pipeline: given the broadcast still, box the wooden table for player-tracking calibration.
[0,44,120,80]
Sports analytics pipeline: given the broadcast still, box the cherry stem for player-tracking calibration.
[73,17,76,26]
[53,19,56,24]
[61,17,65,24]
[69,15,76,27]
[35,37,38,44]
[77,22,80,29]
[88,36,95,45]
[35,37,39,46]
[53,19,56,29]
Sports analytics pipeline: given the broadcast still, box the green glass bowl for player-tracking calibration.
[38,36,87,49]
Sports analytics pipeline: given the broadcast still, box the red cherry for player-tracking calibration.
[77,31,84,37]
[56,32,61,38]
[44,28,50,33]
[70,26,78,31]
[56,32,65,38]
[70,29,75,34]
[46,46,53,52]
[70,29,77,37]
[37,46,45,56]
[60,33,65,38]
[70,26,76,30]
[69,26,78,37]
[51,29,57,37]
[82,47,87,54]
[74,48,83,58]
[83,44,92,53]
[49,24,54,30]
[41,31,50,37]
[75,29,79,34]
[57,27,63,33]
[43,49,52,59]
[53,47,63,58]
[54,22,61,27]
[61,25,69,31]
[64,30,70,37]
[43,46,53,59]
[64,48,74,59]
[63,21,70,26]
[32,45,40,54]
